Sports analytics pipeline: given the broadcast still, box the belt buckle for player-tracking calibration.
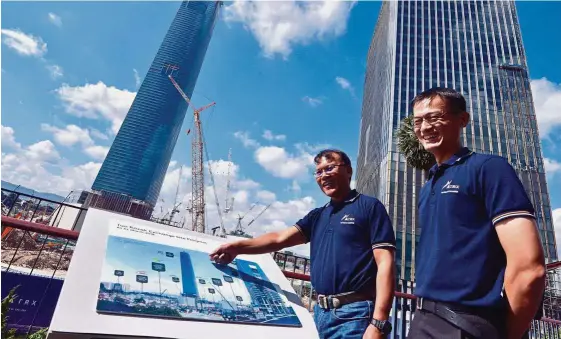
[331,297,341,308]
[317,295,327,309]
[417,297,423,310]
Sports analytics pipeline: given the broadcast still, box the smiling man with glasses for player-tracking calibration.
[210,149,397,339]
[407,87,546,339]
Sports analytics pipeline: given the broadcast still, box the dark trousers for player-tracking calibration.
[407,309,505,339]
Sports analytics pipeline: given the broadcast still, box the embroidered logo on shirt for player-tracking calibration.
[341,214,356,224]
[441,180,460,194]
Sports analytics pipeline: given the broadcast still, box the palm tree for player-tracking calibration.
[396,115,435,171]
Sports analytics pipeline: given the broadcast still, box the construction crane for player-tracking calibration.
[230,203,271,238]
[224,148,234,214]
[168,74,216,234]
[231,203,257,236]
[246,203,272,228]
[167,165,183,225]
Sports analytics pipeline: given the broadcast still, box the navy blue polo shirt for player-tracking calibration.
[415,147,535,308]
[295,190,396,296]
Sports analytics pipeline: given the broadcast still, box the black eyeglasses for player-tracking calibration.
[314,164,346,178]
[413,113,448,128]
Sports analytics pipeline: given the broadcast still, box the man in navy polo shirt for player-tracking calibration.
[406,87,546,339]
[210,149,396,339]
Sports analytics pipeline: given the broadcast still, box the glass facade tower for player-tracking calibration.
[356,1,557,282]
[89,1,221,219]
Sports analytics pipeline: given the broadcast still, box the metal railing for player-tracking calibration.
[274,251,561,339]
[1,188,87,231]
[2,215,561,339]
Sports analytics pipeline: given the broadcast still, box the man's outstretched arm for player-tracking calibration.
[210,226,307,264]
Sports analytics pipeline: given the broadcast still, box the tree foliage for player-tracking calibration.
[2,285,18,339]
[2,285,48,339]
[397,115,436,171]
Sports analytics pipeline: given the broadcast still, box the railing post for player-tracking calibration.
[6,192,20,217]
[308,285,314,312]
[29,198,42,221]
[390,295,398,339]
[400,279,407,339]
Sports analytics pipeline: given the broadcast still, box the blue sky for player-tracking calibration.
[1,1,560,256]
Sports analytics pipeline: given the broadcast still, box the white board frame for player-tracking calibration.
[48,208,319,339]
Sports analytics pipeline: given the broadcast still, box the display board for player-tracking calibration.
[48,208,318,339]
[96,223,302,327]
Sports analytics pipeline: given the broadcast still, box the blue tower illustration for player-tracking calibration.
[180,251,199,298]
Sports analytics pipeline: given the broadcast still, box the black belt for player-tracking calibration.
[417,298,486,338]
[317,291,373,310]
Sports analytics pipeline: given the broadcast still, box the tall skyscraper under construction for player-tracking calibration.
[356,1,557,282]
[88,1,221,219]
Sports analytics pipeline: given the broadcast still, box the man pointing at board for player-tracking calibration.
[210,149,396,339]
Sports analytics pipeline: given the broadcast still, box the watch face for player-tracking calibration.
[372,319,392,334]
[383,321,392,333]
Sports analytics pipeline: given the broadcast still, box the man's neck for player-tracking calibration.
[330,187,352,203]
[434,143,463,166]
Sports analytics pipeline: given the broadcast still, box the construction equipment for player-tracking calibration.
[167,165,183,225]
[230,203,271,238]
[231,203,256,236]
[223,148,235,214]
[168,74,215,234]
[247,203,272,228]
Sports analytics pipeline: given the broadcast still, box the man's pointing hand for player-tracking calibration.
[209,243,239,265]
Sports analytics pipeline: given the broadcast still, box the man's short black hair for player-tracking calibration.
[314,149,351,167]
[411,87,467,115]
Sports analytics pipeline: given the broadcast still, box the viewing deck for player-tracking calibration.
[1,187,560,338]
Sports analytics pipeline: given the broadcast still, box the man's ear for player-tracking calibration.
[460,111,470,128]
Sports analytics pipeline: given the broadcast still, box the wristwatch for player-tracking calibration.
[370,318,392,335]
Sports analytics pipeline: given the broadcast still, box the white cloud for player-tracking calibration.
[84,145,109,161]
[254,146,314,180]
[47,64,63,79]
[1,28,47,57]
[235,179,261,190]
[25,140,60,163]
[55,81,136,134]
[553,208,561,259]
[0,128,100,196]
[223,1,356,59]
[295,142,331,154]
[41,123,94,147]
[2,127,320,257]
[233,131,260,148]
[335,76,351,90]
[153,156,318,257]
[262,129,286,142]
[302,96,323,107]
[90,129,109,140]
[1,125,21,149]
[287,180,302,197]
[41,123,110,161]
[350,179,356,189]
[531,78,561,137]
[544,158,561,176]
[256,190,276,203]
[2,148,101,196]
[48,12,62,27]
[133,69,141,88]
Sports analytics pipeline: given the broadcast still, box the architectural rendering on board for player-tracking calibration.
[87,1,221,219]
[356,0,558,282]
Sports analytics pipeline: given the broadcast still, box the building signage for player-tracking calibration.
[1,271,64,332]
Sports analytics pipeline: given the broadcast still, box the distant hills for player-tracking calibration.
[1,180,68,202]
